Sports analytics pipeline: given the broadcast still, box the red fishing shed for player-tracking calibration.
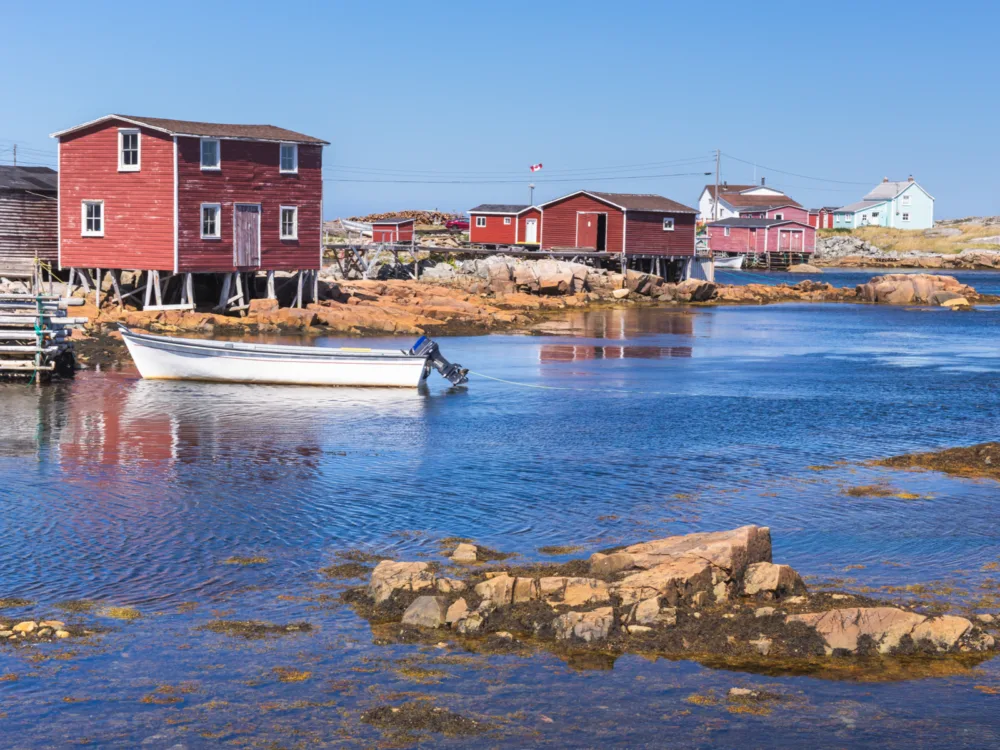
[51,114,328,308]
[371,217,415,243]
[468,204,541,245]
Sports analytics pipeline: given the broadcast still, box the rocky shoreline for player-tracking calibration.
[815,235,1000,270]
[343,527,997,680]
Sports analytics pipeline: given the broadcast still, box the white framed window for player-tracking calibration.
[902,194,912,206]
[118,129,140,171]
[200,139,220,170]
[504,216,512,225]
[280,206,298,239]
[279,143,298,173]
[475,216,487,228]
[662,217,675,231]
[724,226,731,237]
[774,213,783,221]
[81,200,104,237]
[871,211,880,219]
[902,212,910,222]
[201,203,221,239]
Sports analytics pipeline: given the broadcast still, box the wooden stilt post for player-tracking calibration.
[143,271,153,308]
[215,272,232,312]
[78,269,91,296]
[95,268,103,308]
[311,270,319,303]
[111,270,123,308]
[152,270,163,306]
[295,271,303,308]
[185,273,194,308]
[266,270,276,299]
[235,272,245,310]
[66,268,75,299]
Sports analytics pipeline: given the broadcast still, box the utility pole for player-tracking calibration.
[713,149,720,221]
[12,144,16,167]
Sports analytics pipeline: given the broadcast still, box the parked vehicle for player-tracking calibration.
[445,217,470,231]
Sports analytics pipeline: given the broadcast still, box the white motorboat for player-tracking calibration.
[119,326,468,387]
[713,254,745,269]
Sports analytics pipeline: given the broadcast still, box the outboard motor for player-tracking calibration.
[409,336,469,386]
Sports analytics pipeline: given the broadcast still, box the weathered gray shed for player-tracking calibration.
[0,166,58,275]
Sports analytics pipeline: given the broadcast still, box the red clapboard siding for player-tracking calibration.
[372,221,414,243]
[517,208,541,243]
[707,225,756,252]
[766,206,809,223]
[624,212,695,256]
[176,139,322,272]
[0,192,57,266]
[469,214,517,244]
[59,121,174,270]
[541,194,624,250]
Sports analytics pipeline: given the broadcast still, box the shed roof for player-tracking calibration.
[702,184,757,199]
[729,195,803,209]
[371,217,415,225]
[710,217,811,229]
[541,190,696,213]
[864,180,911,200]
[0,166,58,192]
[51,114,329,144]
[836,200,886,213]
[469,204,532,214]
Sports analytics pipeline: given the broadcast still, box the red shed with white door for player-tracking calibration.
[51,114,327,308]
[468,204,541,245]
[538,191,697,255]
[706,217,816,254]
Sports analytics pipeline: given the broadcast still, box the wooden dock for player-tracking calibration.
[0,294,87,380]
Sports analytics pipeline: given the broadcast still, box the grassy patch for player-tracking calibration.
[98,606,141,621]
[842,484,924,499]
[273,667,312,683]
[537,545,585,556]
[819,224,1000,254]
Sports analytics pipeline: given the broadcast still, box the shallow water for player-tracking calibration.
[2,302,1000,747]
[716,266,1000,296]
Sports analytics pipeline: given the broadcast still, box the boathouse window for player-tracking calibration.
[871,212,879,219]
[663,217,675,231]
[280,206,298,239]
[476,216,486,228]
[902,212,911,222]
[504,217,512,225]
[280,143,298,173]
[774,213,783,221]
[902,193,912,206]
[201,203,221,239]
[81,201,104,237]
[118,129,140,171]
[201,139,220,170]
[724,226,731,237]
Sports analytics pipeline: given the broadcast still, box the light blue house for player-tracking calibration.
[834,177,934,230]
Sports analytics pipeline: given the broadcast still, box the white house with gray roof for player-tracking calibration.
[834,177,934,230]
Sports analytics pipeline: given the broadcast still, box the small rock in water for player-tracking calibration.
[976,614,996,624]
[55,630,71,639]
[401,596,448,629]
[39,620,65,630]
[0,631,13,638]
[12,621,37,634]
[749,637,773,656]
[755,607,776,618]
[729,687,758,698]
[36,628,53,637]
[450,543,478,564]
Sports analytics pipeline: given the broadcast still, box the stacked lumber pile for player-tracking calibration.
[347,210,460,226]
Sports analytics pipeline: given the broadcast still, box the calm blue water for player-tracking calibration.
[2,299,1000,747]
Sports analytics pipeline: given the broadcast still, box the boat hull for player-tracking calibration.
[121,331,430,387]
[713,255,745,269]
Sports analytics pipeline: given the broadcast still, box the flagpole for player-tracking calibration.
[529,183,535,205]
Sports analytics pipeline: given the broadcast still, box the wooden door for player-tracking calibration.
[790,232,803,252]
[524,218,538,243]
[234,204,261,268]
[577,213,598,249]
[778,230,791,251]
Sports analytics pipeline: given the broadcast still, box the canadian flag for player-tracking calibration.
[529,163,543,172]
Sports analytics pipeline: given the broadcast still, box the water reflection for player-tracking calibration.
[532,307,695,338]
[540,344,692,361]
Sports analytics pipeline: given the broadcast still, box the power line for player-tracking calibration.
[326,155,712,178]
[323,170,713,185]
[723,152,870,186]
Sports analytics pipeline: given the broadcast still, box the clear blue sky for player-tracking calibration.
[2,0,996,219]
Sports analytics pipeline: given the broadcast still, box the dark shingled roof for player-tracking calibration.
[710,217,810,228]
[703,184,757,199]
[371,217,415,225]
[53,114,328,144]
[585,191,697,213]
[469,204,532,213]
[0,166,57,192]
